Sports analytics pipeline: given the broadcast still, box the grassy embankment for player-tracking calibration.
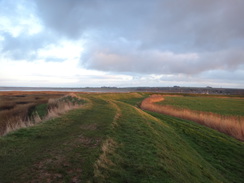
[0,92,243,182]
[141,95,244,140]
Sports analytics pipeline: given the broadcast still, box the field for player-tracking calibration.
[141,95,244,140]
[158,95,244,116]
[0,92,243,183]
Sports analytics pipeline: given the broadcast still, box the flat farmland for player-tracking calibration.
[158,95,244,116]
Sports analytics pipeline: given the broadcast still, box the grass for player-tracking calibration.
[0,92,243,182]
[0,95,116,183]
[159,95,244,116]
[141,95,244,140]
[32,103,48,119]
[147,111,244,183]
[92,93,243,182]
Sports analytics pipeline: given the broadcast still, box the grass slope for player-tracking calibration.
[0,93,243,182]
[147,111,244,183]
[93,97,235,183]
[0,97,116,182]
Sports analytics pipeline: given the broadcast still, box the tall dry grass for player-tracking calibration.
[45,99,80,120]
[140,95,244,141]
[0,103,36,135]
[1,94,82,136]
[0,92,64,134]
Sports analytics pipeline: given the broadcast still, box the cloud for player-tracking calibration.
[33,0,156,39]
[0,0,40,37]
[145,0,244,51]
[75,0,243,77]
[32,0,244,50]
[0,0,243,87]
[82,48,199,75]
[201,69,244,82]
[2,0,243,61]
[0,57,108,87]
[81,37,244,75]
[1,32,55,60]
[0,0,55,60]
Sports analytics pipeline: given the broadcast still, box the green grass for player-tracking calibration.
[59,95,85,105]
[93,94,243,182]
[147,111,244,183]
[0,93,243,183]
[32,103,48,119]
[0,97,116,183]
[159,96,244,116]
[94,101,228,183]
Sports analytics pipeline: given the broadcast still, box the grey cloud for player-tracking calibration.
[34,0,151,39]
[82,46,199,75]
[199,49,244,71]
[1,32,57,60]
[74,0,244,77]
[3,0,244,53]
[201,69,244,82]
[33,0,244,51]
[144,0,244,51]
[1,0,244,82]
[81,37,244,75]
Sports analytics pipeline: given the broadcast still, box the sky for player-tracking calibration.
[0,0,243,88]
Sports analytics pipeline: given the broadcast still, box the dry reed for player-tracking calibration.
[0,92,64,135]
[140,95,244,141]
[1,94,82,136]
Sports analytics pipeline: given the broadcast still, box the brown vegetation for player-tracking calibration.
[44,97,81,119]
[140,95,244,141]
[0,92,84,136]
